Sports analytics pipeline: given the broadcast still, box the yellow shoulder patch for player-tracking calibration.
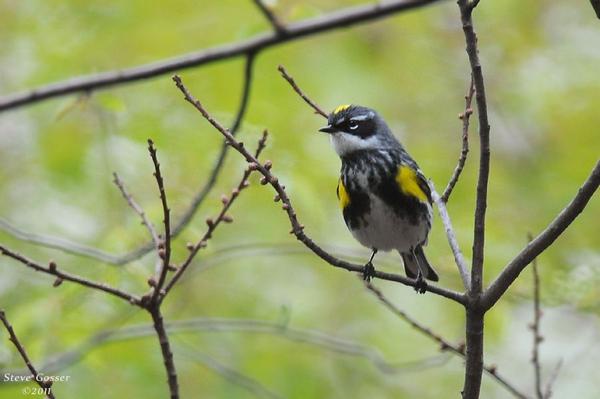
[333,104,351,115]
[337,178,350,209]
[396,165,427,202]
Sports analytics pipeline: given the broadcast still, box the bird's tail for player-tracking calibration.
[400,246,439,282]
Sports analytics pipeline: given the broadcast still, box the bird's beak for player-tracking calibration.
[319,125,337,134]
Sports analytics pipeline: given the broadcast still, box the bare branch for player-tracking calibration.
[441,76,474,203]
[147,139,172,304]
[482,160,600,310]
[0,310,56,399]
[457,0,490,297]
[0,54,257,267]
[543,359,563,399]
[150,308,179,399]
[161,131,269,298]
[529,235,543,399]
[172,75,466,305]
[277,65,328,117]
[0,244,141,305]
[0,0,445,112]
[112,172,160,247]
[457,0,490,396]
[252,0,286,34]
[363,283,529,399]
[590,0,600,19]
[431,184,471,290]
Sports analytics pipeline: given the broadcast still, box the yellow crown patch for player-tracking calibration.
[333,104,351,115]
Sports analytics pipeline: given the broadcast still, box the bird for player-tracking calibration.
[318,104,438,293]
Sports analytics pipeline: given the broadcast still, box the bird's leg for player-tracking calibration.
[411,247,428,294]
[363,248,378,282]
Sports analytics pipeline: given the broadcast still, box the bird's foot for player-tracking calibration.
[363,262,376,282]
[414,273,428,294]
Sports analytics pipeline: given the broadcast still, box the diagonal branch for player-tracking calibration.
[431,184,471,290]
[0,244,141,305]
[363,283,529,399]
[172,75,466,305]
[252,0,286,34]
[0,310,56,399]
[0,0,446,112]
[441,76,474,203]
[277,65,328,117]
[112,172,160,247]
[482,160,600,310]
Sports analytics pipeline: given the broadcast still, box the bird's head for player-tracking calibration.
[319,104,396,156]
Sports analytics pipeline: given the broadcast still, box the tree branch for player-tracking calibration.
[363,283,529,399]
[161,131,269,298]
[277,65,328,117]
[0,0,446,112]
[456,1,490,397]
[172,75,466,305]
[528,235,544,399]
[112,172,160,248]
[150,307,179,399]
[457,0,490,297]
[147,139,172,304]
[590,0,600,19]
[482,160,600,310]
[252,0,286,34]
[431,184,471,290]
[0,310,56,399]
[0,53,257,267]
[441,76,474,203]
[0,244,141,305]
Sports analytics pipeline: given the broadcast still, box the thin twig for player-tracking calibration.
[277,65,328,117]
[147,139,172,304]
[0,0,445,112]
[252,0,286,34]
[161,131,269,298]
[0,309,56,399]
[150,307,179,399]
[543,359,563,399]
[112,172,160,247]
[482,160,600,310]
[0,244,141,305]
[441,76,474,203]
[431,184,471,290]
[172,75,466,305]
[0,54,257,267]
[529,233,543,399]
[363,283,529,399]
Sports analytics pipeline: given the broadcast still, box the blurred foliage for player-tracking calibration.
[1,0,599,398]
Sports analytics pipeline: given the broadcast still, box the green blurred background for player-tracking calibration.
[1,1,599,398]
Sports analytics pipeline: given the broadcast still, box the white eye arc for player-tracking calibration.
[349,120,359,130]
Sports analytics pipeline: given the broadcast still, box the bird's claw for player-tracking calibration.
[363,262,376,282]
[414,273,428,294]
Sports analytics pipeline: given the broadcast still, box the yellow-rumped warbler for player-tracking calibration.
[319,104,438,292]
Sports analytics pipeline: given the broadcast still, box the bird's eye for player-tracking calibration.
[349,120,359,130]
